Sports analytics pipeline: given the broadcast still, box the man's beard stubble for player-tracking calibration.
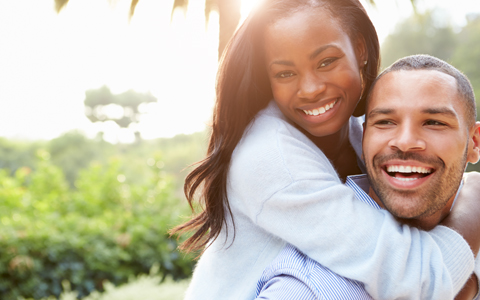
[366,149,467,219]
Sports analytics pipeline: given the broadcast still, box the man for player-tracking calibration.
[254,54,480,299]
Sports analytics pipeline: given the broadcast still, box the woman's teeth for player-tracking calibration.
[303,99,338,116]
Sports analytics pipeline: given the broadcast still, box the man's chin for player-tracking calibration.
[383,199,425,219]
[374,188,428,218]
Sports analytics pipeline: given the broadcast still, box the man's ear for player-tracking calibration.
[361,121,366,161]
[466,122,480,164]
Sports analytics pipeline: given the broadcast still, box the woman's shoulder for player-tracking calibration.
[229,101,338,187]
[237,101,319,156]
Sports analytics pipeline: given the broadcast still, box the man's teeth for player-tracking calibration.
[394,177,420,182]
[303,99,338,116]
[386,165,432,174]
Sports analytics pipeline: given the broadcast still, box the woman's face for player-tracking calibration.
[264,8,366,137]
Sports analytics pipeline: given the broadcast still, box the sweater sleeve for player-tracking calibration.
[229,116,475,300]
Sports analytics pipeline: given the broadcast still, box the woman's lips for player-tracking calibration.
[300,98,339,116]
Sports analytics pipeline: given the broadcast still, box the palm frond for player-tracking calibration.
[129,0,139,18]
[205,0,218,24]
[171,0,189,20]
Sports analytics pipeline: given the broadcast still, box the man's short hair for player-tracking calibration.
[367,54,477,127]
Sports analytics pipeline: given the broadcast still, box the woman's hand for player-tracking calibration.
[441,172,480,256]
[455,274,478,300]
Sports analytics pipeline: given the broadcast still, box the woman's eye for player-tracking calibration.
[319,58,338,68]
[275,71,295,78]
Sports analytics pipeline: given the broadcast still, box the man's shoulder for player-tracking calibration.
[256,244,373,300]
[255,244,320,298]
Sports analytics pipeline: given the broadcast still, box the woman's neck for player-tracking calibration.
[302,123,362,181]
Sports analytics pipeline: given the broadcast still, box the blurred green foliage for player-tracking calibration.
[381,10,458,68]
[0,131,208,299]
[0,130,208,194]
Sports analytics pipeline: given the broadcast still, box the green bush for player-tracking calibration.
[0,154,193,300]
[23,268,190,300]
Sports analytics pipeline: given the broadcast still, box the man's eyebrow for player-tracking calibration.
[367,108,395,119]
[421,107,457,118]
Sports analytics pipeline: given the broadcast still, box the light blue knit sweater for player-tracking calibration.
[185,101,474,300]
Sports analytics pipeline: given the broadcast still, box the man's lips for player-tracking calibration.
[385,164,433,176]
[380,161,435,188]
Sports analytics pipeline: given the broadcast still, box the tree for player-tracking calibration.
[380,10,458,69]
[54,0,417,59]
[450,14,480,172]
[451,14,480,104]
[84,85,157,141]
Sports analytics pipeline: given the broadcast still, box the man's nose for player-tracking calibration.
[388,124,426,152]
[297,73,326,100]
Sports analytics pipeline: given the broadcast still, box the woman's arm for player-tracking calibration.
[455,274,478,300]
[445,172,480,300]
[441,172,480,257]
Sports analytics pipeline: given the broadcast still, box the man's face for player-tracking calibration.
[363,70,480,221]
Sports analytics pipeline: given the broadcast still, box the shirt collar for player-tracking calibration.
[345,174,381,210]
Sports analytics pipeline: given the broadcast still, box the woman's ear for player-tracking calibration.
[466,122,480,165]
[355,37,367,69]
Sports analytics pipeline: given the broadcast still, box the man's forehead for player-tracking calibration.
[367,69,461,114]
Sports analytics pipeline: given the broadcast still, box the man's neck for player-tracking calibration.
[367,186,456,231]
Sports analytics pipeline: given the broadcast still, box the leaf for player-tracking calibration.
[364,0,376,8]
[54,0,69,13]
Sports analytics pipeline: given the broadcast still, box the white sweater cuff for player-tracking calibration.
[430,225,475,295]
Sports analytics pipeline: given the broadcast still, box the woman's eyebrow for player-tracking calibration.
[309,44,338,60]
[269,44,340,69]
[270,60,295,68]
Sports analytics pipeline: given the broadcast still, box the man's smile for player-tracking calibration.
[384,164,433,181]
[377,159,438,189]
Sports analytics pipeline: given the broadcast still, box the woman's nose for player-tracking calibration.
[297,73,326,100]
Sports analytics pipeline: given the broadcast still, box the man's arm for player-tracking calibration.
[255,275,317,300]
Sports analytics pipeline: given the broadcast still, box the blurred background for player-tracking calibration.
[0,0,479,299]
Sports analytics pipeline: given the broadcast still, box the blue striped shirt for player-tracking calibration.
[254,174,474,300]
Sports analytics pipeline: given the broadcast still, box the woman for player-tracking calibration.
[171,0,480,299]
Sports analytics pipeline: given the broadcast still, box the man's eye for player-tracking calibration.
[425,120,446,126]
[318,57,338,68]
[275,71,295,78]
[375,120,395,126]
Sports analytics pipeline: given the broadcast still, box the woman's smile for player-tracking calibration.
[296,97,343,127]
[301,98,339,116]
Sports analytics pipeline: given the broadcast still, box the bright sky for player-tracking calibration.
[0,0,478,142]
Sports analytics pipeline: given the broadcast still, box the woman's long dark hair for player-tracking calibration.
[170,0,380,254]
